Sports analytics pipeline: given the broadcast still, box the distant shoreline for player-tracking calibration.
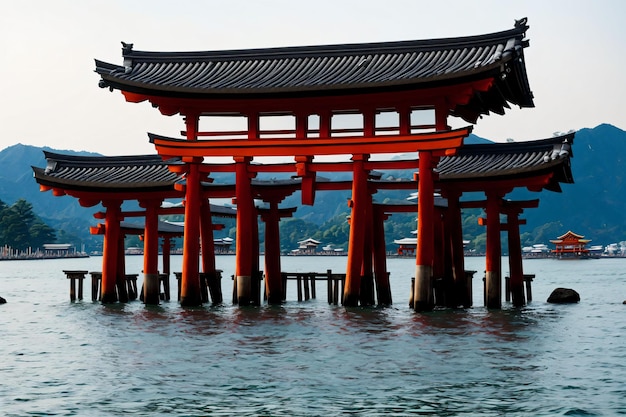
[0,254,89,261]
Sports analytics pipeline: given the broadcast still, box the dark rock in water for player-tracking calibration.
[0,296,6,304]
[547,288,580,304]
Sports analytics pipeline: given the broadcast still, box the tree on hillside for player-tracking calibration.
[29,220,56,249]
[0,198,56,251]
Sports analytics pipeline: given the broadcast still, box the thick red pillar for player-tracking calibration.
[344,154,369,306]
[235,156,255,305]
[372,208,392,306]
[485,191,502,309]
[116,232,128,302]
[262,203,283,304]
[181,114,202,306]
[445,191,469,307]
[413,151,435,311]
[251,208,261,306]
[200,198,222,303]
[360,189,375,306]
[506,210,525,306]
[101,200,121,303]
[141,199,161,305]
[433,206,445,306]
[413,104,447,311]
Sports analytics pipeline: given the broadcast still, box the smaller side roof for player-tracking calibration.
[32,151,181,192]
[436,132,574,192]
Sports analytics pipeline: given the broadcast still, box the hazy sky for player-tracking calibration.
[1,0,625,156]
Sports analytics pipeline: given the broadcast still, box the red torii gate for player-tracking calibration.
[33,134,575,309]
[92,19,535,310]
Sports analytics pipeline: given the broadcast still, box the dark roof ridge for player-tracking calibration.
[42,150,179,167]
[457,132,574,156]
[119,21,528,63]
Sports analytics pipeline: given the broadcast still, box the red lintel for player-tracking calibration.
[152,127,471,159]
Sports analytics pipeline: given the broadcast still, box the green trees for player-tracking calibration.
[0,198,56,251]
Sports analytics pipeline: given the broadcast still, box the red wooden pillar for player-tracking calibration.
[413,150,435,311]
[235,155,255,305]
[141,199,161,305]
[433,206,446,306]
[372,208,392,306]
[445,191,469,307]
[506,209,525,306]
[116,231,128,302]
[361,110,375,305]
[360,188,375,306]
[200,198,222,303]
[101,200,121,303]
[251,207,261,306]
[262,202,283,304]
[485,191,503,308]
[181,113,202,306]
[344,153,369,306]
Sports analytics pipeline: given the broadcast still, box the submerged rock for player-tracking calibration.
[547,287,580,304]
[0,296,6,304]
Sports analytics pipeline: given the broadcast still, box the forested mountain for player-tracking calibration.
[1,124,624,253]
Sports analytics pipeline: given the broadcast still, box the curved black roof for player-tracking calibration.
[33,132,574,197]
[95,19,533,122]
[32,152,181,192]
[438,133,574,191]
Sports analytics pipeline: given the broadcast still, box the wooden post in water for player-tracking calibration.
[141,199,161,305]
[414,150,436,312]
[484,191,502,309]
[326,270,333,304]
[90,272,102,301]
[304,274,310,301]
[160,237,172,302]
[64,270,88,301]
[179,113,202,307]
[199,199,217,303]
[116,233,129,302]
[234,153,255,306]
[445,191,468,307]
[372,208,392,306]
[310,273,316,299]
[524,274,534,302]
[260,204,295,304]
[101,200,121,303]
[506,210,525,307]
[344,154,369,306]
[433,206,446,307]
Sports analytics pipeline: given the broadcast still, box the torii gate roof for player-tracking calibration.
[95,19,533,122]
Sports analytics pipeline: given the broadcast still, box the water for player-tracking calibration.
[2,255,626,416]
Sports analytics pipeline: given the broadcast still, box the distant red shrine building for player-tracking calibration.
[550,231,592,258]
[33,18,578,310]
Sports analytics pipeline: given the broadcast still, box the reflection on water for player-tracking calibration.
[1,256,626,415]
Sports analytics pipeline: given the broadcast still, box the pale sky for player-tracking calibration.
[1,0,625,156]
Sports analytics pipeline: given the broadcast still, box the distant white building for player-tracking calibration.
[292,238,321,255]
[522,243,550,257]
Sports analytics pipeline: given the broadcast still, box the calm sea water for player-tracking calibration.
[1,255,626,416]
